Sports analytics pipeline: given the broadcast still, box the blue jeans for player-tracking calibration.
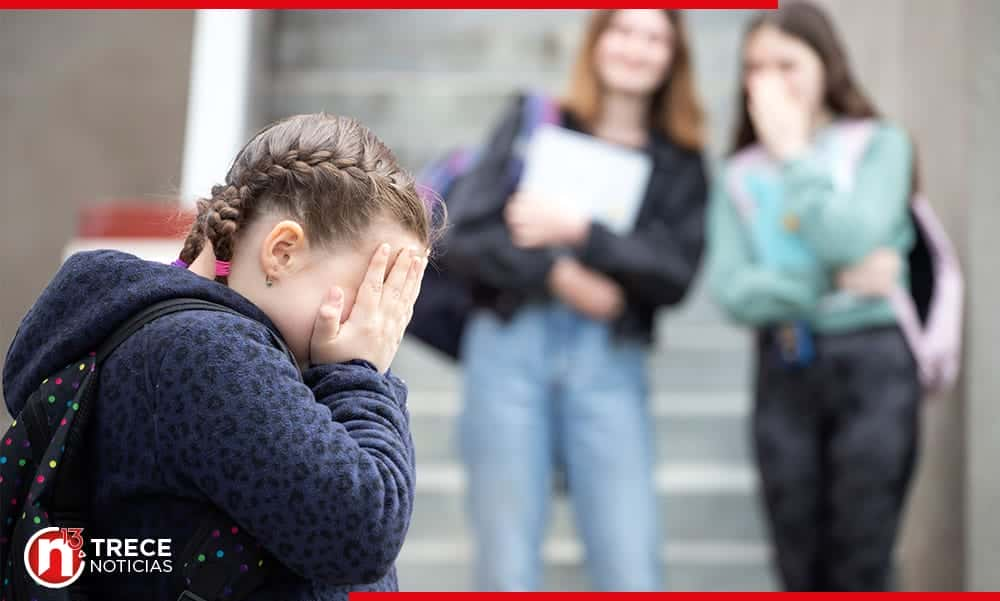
[459,304,661,591]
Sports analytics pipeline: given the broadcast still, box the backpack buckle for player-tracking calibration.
[177,591,210,601]
[778,324,799,360]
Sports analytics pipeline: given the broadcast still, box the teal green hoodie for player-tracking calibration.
[705,121,914,333]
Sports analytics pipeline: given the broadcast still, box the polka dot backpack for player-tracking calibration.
[0,299,294,601]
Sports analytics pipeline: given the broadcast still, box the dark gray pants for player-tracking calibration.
[753,326,921,591]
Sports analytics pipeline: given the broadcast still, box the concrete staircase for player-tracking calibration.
[260,9,774,591]
[388,282,775,591]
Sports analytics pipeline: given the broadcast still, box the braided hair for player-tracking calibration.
[180,113,437,284]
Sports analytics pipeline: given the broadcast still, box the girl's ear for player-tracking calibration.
[259,220,309,283]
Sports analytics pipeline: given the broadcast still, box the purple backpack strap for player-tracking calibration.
[725,145,771,221]
[839,120,965,396]
[507,92,560,184]
[522,91,560,131]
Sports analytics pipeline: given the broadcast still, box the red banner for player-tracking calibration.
[0,1,779,8]
[351,595,967,599]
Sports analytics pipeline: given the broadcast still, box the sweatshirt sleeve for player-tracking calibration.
[575,153,708,308]
[444,95,557,293]
[152,312,414,586]
[705,179,825,326]
[780,124,914,266]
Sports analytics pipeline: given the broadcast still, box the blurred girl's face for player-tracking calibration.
[594,10,674,97]
[744,24,826,113]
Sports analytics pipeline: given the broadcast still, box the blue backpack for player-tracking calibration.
[409,93,560,359]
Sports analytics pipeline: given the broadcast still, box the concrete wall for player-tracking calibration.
[0,11,194,414]
[962,0,1000,591]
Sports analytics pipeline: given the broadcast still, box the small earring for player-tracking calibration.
[265,275,274,288]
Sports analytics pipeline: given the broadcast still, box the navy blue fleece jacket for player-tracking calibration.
[2,250,415,600]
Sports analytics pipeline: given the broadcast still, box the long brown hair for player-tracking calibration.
[179,114,438,284]
[562,10,705,151]
[731,1,879,154]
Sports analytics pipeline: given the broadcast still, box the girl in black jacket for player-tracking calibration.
[446,10,708,591]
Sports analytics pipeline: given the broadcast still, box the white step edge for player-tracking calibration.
[655,322,751,351]
[405,391,749,418]
[415,463,757,495]
[397,539,769,565]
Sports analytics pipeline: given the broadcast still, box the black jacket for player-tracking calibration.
[444,95,708,345]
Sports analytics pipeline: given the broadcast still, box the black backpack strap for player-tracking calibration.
[96,298,296,366]
[55,298,296,510]
[61,297,297,503]
[51,299,292,601]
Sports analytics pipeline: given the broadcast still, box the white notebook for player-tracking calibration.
[518,124,653,235]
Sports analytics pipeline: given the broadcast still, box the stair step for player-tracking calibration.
[417,463,755,493]
[272,10,584,73]
[395,540,776,591]
[407,391,752,465]
[391,335,752,398]
[406,390,748,417]
[408,464,767,543]
[411,412,751,465]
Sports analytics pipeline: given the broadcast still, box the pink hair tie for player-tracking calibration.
[170,258,189,269]
[214,260,232,277]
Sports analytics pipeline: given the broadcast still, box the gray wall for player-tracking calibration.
[0,10,194,414]
[960,0,1000,591]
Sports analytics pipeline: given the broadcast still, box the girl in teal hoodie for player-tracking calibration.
[706,2,920,591]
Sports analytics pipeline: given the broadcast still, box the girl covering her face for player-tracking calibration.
[4,113,435,600]
[706,1,921,591]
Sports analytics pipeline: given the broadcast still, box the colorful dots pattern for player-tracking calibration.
[1,340,393,594]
